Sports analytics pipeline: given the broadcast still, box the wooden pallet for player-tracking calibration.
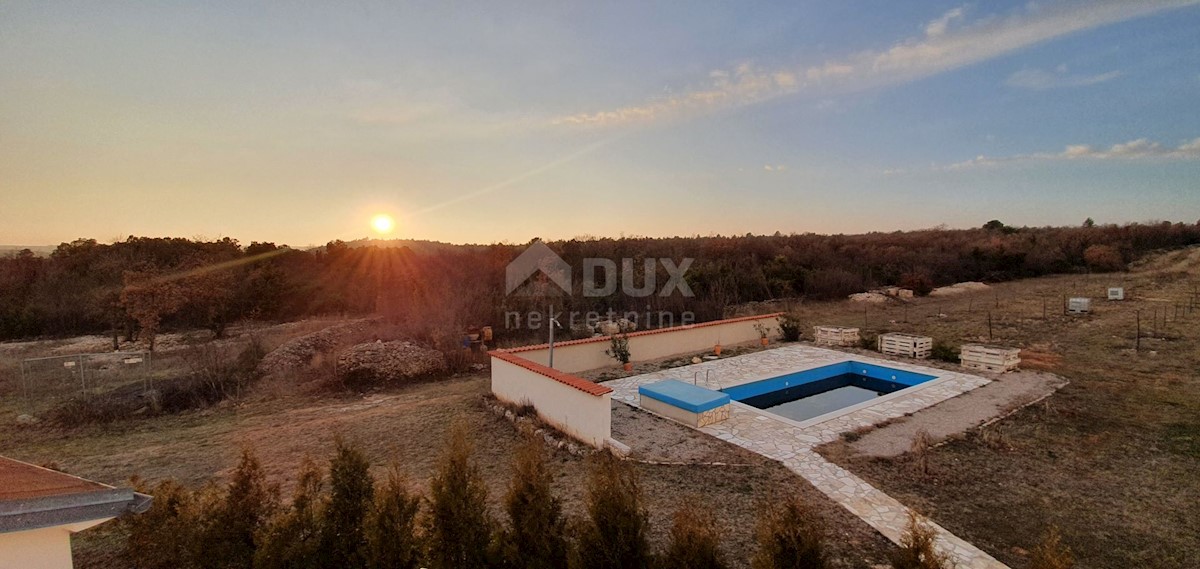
[878,332,932,359]
[960,344,1020,372]
[814,326,860,347]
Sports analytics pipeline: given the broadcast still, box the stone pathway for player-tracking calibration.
[602,344,1008,569]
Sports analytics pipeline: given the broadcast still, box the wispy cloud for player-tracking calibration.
[1005,64,1121,90]
[941,137,1200,170]
[555,0,1197,127]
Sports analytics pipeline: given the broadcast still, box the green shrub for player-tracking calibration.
[255,459,326,569]
[750,492,826,569]
[196,449,278,569]
[498,439,568,569]
[889,513,953,569]
[778,313,803,342]
[661,498,728,569]
[929,342,958,363]
[425,422,495,569]
[319,438,375,569]
[575,452,652,569]
[365,466,423,569]
[858,331,879,351]
[606,332,631,365]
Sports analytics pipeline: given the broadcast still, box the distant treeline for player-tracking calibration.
[1,220,1198,343]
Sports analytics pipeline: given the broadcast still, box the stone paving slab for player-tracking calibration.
[603,344,1008,569]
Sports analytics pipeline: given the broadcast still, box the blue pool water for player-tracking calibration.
[723,361,936,423]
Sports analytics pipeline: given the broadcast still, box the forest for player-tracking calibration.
[1,220,1198,345]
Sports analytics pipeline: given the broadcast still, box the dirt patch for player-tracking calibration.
[613,402,762,464]
[833,371,1068,459]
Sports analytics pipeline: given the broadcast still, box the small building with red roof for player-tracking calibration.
[0,456,150,569]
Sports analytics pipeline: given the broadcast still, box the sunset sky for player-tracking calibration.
[2,1,1199,247]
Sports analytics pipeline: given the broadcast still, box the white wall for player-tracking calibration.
[490,357,612,447]
[0,521,104,569]
[513,314,781,373]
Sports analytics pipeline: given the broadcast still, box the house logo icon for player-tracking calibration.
[506,241,572,296]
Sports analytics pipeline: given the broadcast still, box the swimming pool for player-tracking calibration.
[722,361,937,423]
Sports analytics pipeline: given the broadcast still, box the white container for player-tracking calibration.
[1068,297,1091,314]
[1107,287,1125,301]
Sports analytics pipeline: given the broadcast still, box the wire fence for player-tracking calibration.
[19,351,154,406]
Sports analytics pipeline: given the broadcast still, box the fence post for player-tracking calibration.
[1135,310,1141,352]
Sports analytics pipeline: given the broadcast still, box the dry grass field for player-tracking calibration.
[1,339,893,568]
[791,247,1200,569]
[2,247,1197,568]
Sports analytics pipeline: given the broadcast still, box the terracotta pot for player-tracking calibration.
[760,337,769,346]
[622,362,633,372]
[713,344,722,356]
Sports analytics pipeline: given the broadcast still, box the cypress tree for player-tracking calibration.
[574,452,651,569]
[198,448,279,569]
[319,438,375,569]
[254,458,325,569]
[425,421,495,569]
[750,492,827,569]
[365,466,423,569]
[498,439,568,569]
[661,498,728,569]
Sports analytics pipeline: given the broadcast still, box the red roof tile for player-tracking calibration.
[503,313,784,353]
[488,350,613,397]
[0,457,112,502]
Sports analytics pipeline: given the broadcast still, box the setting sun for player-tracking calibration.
[370,214,395,235]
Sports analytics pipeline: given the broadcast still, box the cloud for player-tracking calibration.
[939,137,1200,170]
[555,1,1196,127]
[925,7,965,38]
[763,164,788,172]
[1005,64,1121,89]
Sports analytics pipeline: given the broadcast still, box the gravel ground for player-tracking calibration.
[845,371,1068,458]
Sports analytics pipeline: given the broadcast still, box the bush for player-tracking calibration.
[778,313,803,342]
[606,333,631,365]
[196,449,278,569]
[858,331,879,351]
[1028,526,1074,569]
[1083,244,1125,272]
[425,421,495,569]
[750,492,826,569]
[899,270,935,296]
[929,342,958,363]
[498,439,568,569]
[661,498,728,569]
[365,466,423,569]
[319,438,375,569]
[125,479,203,569]
[575,452,652,569]
[255,459,326,569]
[890,513,953,569]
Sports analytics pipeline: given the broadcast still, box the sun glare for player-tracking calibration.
[370,213,396,235]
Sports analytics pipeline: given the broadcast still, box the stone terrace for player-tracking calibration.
[602,344,1007,569]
